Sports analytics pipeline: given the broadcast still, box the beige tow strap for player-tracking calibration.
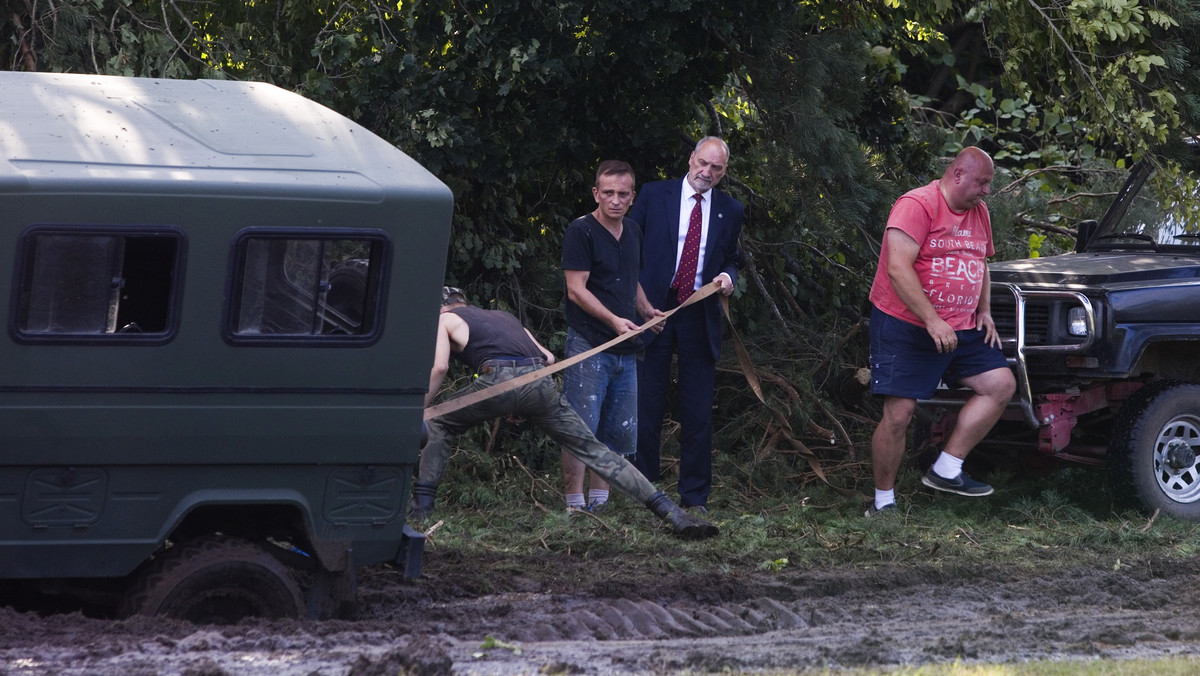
[424,282,852,496]
[423,281,723,421]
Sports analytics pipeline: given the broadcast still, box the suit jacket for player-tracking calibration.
[631,177,744,360]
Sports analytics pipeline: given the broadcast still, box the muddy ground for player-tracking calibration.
[3,546,1200,675]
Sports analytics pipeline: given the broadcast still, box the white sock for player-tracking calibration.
[932,452,964,479]
[566,493,585,509]
[587,489,609,505]
[874,489,895,511]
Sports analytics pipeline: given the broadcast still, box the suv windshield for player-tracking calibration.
[1090,162,1200,250]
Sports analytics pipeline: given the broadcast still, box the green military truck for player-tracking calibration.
[0,71,452,621]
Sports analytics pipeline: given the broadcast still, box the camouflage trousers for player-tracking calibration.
[419,364,657,503]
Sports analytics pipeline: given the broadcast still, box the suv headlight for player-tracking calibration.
[1067,306,1090,336]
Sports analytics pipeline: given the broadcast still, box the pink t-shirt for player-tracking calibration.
[869,180,993,330]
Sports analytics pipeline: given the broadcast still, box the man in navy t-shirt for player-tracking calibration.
[561,160,663,512]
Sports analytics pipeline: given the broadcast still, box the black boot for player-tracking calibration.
[646,491,718,539]
[409,481,438,521]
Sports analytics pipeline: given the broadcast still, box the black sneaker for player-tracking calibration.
[864,503,898,518]
[921,468,993,496]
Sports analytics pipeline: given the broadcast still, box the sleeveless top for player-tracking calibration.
[450,305,542,370]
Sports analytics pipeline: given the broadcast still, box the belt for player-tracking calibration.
[476,357,545,375]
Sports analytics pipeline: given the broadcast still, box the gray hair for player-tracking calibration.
[694,136,730,160]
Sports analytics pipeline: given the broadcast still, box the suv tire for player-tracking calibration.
[120,535,304,623]
[1109,380,1200,519]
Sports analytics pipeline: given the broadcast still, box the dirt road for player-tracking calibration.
[3,547,1200,675]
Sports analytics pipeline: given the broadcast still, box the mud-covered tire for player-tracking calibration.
[1109,380,1200,520]
[120,535,304,624]
[305,565,359,620]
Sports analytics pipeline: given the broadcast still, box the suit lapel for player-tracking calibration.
[708,191,728,240]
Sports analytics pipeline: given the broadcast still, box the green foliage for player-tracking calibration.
[1027,232,1047,258]
[969,0,1197,155]
[476,635,522,656]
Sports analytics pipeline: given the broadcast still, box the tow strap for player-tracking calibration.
[423,281,721,421]
[423,280,853,496]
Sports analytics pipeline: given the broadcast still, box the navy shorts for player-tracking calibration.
[869,305,1009,400]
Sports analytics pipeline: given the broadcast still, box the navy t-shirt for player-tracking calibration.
[561,214,643,354]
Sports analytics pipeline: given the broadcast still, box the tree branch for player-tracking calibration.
[1015,213,1076,238]
[1024,0,1134,138]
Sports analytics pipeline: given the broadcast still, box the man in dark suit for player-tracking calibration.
[631,137,744,511]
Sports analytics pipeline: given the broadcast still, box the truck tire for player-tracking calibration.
[121,535,304,624]
[305,565,359,620]
[1109,380,1200,520]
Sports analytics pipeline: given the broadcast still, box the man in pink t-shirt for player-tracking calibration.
[865,147,1016,515]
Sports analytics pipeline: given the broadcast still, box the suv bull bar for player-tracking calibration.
[917,282,1096,429]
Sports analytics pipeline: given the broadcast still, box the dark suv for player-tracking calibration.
[920,155,1200,520]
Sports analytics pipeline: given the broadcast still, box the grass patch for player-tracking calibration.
[415,435,1200,575]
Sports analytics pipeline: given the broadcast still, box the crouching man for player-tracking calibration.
[412,286,717,539]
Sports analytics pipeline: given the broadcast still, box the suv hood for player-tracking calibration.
[990,252,1200,286]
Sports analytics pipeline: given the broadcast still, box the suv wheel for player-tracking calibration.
[1109,380,1200,519]
[120,535,304,623]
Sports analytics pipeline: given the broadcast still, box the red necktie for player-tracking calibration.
[671,193,703,303]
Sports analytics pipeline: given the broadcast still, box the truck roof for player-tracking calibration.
[0,71,444,198]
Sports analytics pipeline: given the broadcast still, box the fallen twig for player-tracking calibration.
[1140,508,1160,533]
[510,453,551,514]
[569,507,618,533]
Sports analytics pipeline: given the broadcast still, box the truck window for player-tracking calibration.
[227,231,388,343]
[13,228,182,342]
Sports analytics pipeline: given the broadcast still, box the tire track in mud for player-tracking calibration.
[404,587,1200,674]
[505,596,812,642]
[6,554,1200,675]
[377,555,1200,673]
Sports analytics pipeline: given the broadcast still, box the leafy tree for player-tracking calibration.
[892,0,1200,253]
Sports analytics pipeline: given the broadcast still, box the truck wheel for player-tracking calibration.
[305,565,359,620]
[121,535,304,624]
[1109,380,1200,520]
